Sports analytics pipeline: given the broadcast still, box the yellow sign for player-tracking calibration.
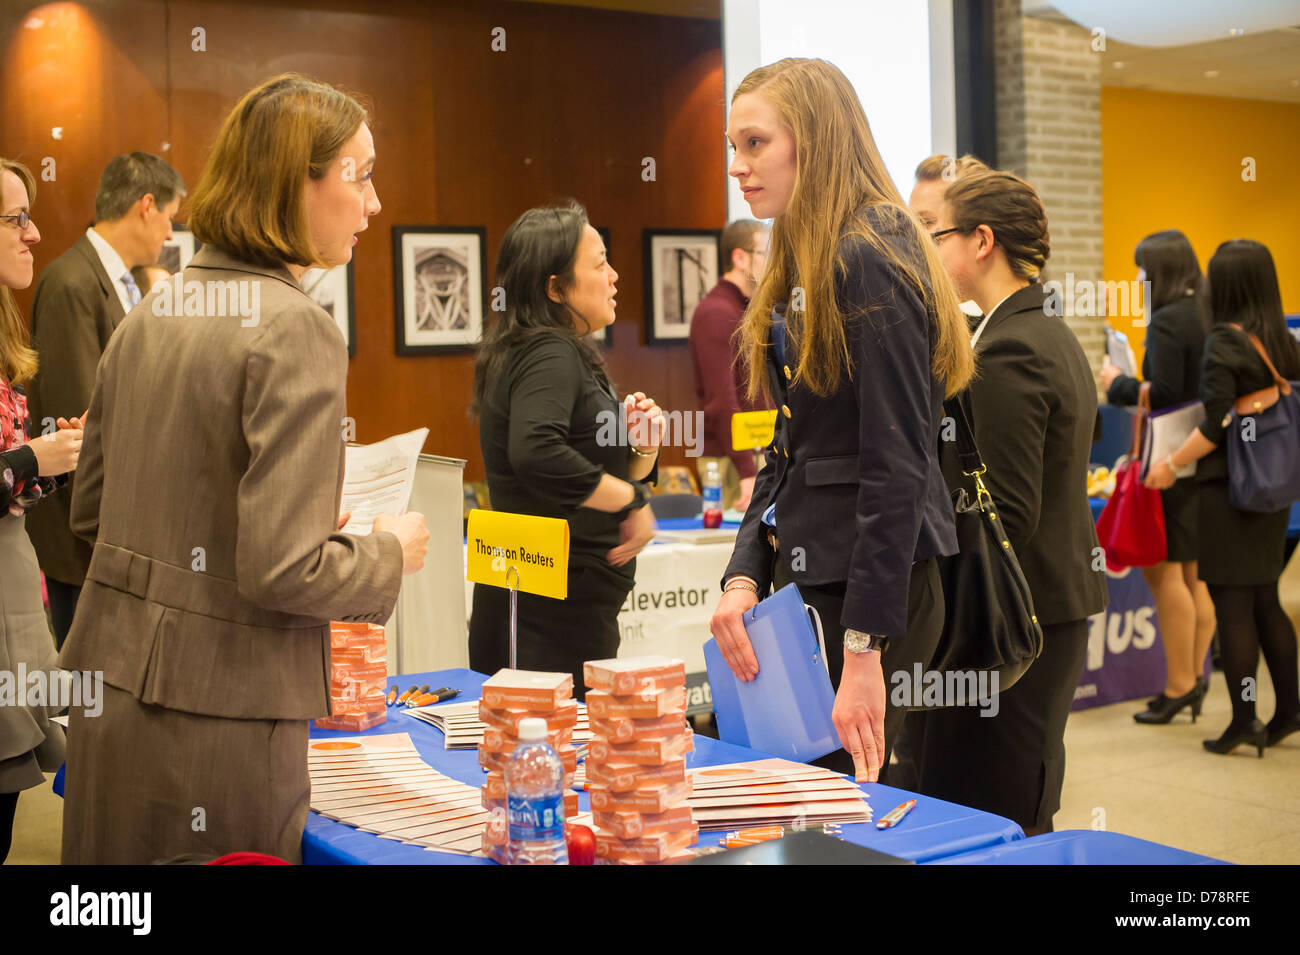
[466,509,570,600]
[731,409,777,451]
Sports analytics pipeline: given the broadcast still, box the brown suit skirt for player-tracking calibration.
[61,683,309,864]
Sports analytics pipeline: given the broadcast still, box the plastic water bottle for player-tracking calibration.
[702,460,723,528]
[506,717,568,865]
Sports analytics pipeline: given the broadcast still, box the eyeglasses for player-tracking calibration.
[0,210,31,229]
[930,227,960,245]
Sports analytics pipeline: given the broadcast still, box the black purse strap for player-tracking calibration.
[944,396,985,477]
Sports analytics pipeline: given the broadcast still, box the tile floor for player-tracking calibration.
[7,669,1297,865]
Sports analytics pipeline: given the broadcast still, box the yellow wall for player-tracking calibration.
[1101,87,1300,367]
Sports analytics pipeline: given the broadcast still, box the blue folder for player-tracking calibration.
[703,583,838,763]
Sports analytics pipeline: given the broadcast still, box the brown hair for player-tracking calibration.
[735,59,974,399]
[942,167,1051,280]
[188,74,367,268]
[721,219,765,272]
[0,158,40,386]
[914,153,989,184]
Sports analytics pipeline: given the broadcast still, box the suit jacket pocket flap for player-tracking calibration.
[804,454,858,487]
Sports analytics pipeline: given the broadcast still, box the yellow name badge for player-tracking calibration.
[731,409,778,451]
[466,509,570,600]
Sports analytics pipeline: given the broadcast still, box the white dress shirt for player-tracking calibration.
[84,227,133,314]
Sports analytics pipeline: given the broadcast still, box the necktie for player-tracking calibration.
[121,271,141,308]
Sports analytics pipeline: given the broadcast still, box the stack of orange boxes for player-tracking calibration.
[314,623,387,732]
[477,669,581,863]
[584,655,698,864]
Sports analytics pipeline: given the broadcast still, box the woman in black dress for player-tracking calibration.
[1146,239,1300,755]
[469,202,660,697]
[1100,230,1216,723]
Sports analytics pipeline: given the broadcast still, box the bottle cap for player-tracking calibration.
[517,717,547,741]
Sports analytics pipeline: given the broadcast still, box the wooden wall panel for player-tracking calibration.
[1,0,725,481]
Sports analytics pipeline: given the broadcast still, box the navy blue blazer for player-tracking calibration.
[721,207,957,640]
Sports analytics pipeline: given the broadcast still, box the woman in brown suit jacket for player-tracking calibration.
[58,75,429,864]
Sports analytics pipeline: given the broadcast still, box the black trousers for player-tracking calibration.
[45,577,80,651]
[901,618,1090,831]
[0,790,17,863]
[468,561,633,701]
[773,558,945,777]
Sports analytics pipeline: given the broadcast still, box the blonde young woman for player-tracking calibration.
[0,158,82,861]
[707,59,974,783]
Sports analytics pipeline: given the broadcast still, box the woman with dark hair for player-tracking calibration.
[0,158,82,862]
[1100,230,1216,724]
[707,59,975,783]
[469,202,661,697]
[908,166,1108,834]
[1146,239,1300,755]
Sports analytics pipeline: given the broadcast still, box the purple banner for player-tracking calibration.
[1073,564,1165,710]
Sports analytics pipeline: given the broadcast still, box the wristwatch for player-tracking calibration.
[844,629,889,654]
[620,481,652,518]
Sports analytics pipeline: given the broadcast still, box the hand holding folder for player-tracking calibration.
[704,583,838,764]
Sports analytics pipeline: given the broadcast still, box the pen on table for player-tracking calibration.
[408,687,460,707]
[394,684,421,706]
[385,685,399,706]
[876,799,916,830]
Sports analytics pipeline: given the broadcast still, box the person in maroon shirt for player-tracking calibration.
[688,219,770,511]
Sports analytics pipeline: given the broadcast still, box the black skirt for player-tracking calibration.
[1196,479,1291,586]
[468,559,634,700]
[1160,479,1198,563]
[902,618,1090,831]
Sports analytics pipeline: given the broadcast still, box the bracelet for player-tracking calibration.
[630,445,658,458]
[724,580,759,596]
[1166,454,1180,472]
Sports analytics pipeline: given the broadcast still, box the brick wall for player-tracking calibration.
[995,0,1107,376]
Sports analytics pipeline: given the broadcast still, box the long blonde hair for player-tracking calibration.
[0,158,39,386]
[735,59,974,399]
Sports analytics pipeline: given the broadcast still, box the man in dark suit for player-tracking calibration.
[27,152,184,647]
[688,219,769,511]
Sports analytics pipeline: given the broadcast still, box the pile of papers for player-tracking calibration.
[403,697,592,750]
[686,759,872,830]
[308,733,487,855]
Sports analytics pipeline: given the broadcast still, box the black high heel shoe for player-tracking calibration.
[1202,720,1266,757]
[1135,683,1205,724]
[1145,675,1209,711]
[1266,713,1300,747]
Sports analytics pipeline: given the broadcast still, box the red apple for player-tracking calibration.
[566,824,596,865]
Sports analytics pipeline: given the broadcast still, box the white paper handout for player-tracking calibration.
[1106,326,1138,379]
[340,428,429,534]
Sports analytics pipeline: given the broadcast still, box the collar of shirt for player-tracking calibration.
[84,227,133,314]
[716,277,750,309]
[970,286,1026,349]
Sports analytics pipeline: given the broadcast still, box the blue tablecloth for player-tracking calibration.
[305,668,1026,865]
[932,829,1228,865]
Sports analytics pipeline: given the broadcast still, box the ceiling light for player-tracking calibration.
[1204,70,1220,78]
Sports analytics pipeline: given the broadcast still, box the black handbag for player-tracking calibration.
[918,397,1044,708]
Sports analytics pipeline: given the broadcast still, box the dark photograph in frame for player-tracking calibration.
[642,228,720,345]
[393,225,487,354]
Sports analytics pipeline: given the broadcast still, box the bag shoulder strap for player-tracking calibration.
[943,396,984,476]
[1227,323,1291,392]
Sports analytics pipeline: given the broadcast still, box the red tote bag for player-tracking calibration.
[1096,384,1167,569]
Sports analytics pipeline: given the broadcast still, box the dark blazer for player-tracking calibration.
[964,282,1107,626]
[26,233,127,586]
[1106,295,1204,410]
[722,208,957,640]
[1195,324,1300,482]
[58,246,403,720]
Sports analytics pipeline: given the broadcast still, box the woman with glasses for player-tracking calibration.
[0,158,83,862]
[910,166,1108,835]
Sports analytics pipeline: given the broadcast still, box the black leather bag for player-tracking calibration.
[920,398,1044,707]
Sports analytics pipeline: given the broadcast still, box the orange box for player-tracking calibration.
[313,709,386,732]
[595,824,699,863]
[328,644,386,667]
[588,711,687,743]
[479,698,579,733]
[583,656,686,696]
[482,790,580,819]
[484,771,575,800]
[589,779,691,815]
[592,805,694,840]
[480,725,574,755]
[480,669,573,710]
[585,758,687,793]
[329,623,386,648]
[585,685,686,720]
[587,731,692,766]
[478,743,577,775]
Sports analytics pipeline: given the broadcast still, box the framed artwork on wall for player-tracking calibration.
[393,225,487,354]
[301,263,356,357]
[158,224,197,274]
[642,228,719,344]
